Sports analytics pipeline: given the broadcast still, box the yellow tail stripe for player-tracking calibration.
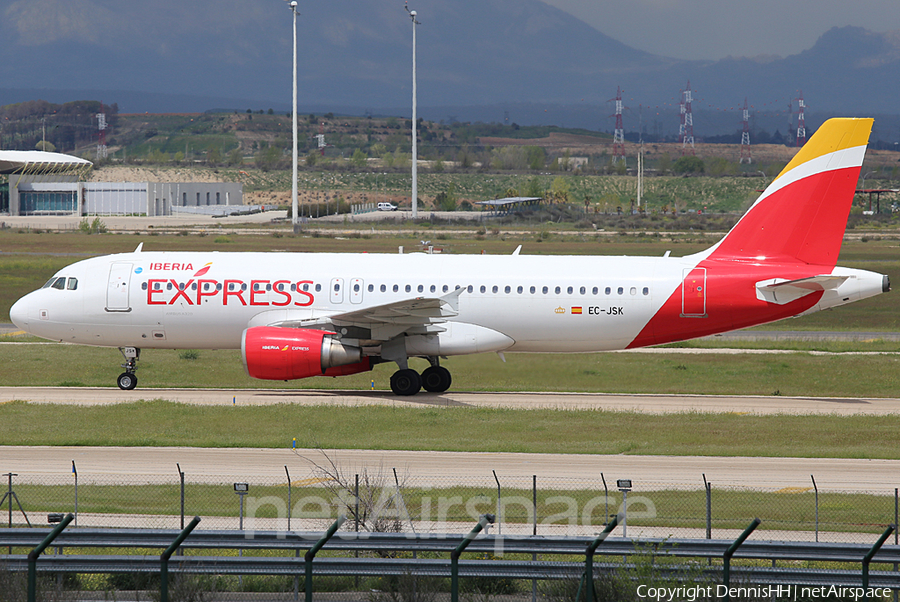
[773,118,873,182]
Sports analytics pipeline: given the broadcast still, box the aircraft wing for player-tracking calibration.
[268,288,464,341]
[755,275,849,305]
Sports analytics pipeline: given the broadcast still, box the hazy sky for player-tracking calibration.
[541,0,900,60]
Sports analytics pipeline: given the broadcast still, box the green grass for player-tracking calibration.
[2,344,900,397]
[6,481,896,536]
[2,400,900,458]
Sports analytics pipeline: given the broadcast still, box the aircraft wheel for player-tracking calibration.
[390,369,421,396]
[421,366,451,393]
[117,372,138,391]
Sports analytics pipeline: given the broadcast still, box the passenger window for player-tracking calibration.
[266,284,272,291]
[205,283,212,291]
[334,283,340,292]
[405,284,411,293]
[191,283,197,291]
[393,284,399,292]
[592,287,598,295]
[492,285,499,293]
[642,287,649,296]
[302,283,310,292]
[605,287,611,295]
[530,286,536,294]
[417,284,423,293]
[167,282,173,291]
[517,286,523,294]
[141,282,148,290]
[156,282,164,291]
[241,283,247,291]
[442,285,449,293]
[380,284,386,292]
[504,286,511,293]
[630,287,637,295]
[354,283,360,292]
[431,285,436,293]
[542,286,548,294]
[67,278,78,290]
[216,283,222,291]
[467,285,473,293]
[579,286,586,295]
[367,284,374,292]
[555,286,561,294]
[567,286,573,295]
[315,284,321,292]
[480,285,486,293]
[617,287,624,295]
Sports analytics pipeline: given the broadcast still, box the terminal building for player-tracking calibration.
[0,150,242,217]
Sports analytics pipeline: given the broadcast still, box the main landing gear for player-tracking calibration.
[117,347,140,390]
[390,360,452,396]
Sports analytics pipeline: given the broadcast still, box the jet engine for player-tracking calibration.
[242,326,371,380]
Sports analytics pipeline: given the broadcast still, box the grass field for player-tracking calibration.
[1,399,900,458]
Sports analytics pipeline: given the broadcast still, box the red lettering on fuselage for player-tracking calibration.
[223,280,247,306]
[250,280,270,306]
[150,263,194,271]
[147,279,167,305]
[196,279,219,304]
[142,278,316,307]
[272,280,292,307]
[295,280,314,307]
[168,279,195,305]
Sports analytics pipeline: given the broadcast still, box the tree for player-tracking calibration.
[350,148,367,169]
[524,177,544,199]
[34,140,56,152]
[434,182,458,211]
[672,155,705,175]
[550,176,570,203]
[525,146,546,171]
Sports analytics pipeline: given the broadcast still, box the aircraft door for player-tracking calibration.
[106,262,133,312]
[350,278,363,304]
[330,278,344,304]
[681,267,707,317]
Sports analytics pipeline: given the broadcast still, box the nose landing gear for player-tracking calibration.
[117,347,140,390]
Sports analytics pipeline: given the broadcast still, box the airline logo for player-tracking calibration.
[146,278,315,307]
[193,263,213,278]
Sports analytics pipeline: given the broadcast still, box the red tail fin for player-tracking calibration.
[706,118,872,266]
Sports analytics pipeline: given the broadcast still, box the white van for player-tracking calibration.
[377,202,397,211]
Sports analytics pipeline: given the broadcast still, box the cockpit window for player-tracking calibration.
[50,277,66,290]
[66,278,78,290]
[42,277,59,289]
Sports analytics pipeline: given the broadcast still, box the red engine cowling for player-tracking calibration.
[242,326,371,381]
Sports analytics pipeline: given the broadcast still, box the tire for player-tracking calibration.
[421,366,451,393]
[390,369,421,396]
[117,372,137,390]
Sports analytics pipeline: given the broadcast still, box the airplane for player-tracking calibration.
[9,118,890,396]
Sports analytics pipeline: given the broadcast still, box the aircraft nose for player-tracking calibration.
[9,295,31,330]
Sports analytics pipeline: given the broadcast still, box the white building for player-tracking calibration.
[0,151,242,216]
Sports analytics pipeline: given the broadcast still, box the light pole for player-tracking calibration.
[285,0,299,233]
[406,5,419,218]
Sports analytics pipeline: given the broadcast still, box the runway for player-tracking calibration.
[2,386,900,415]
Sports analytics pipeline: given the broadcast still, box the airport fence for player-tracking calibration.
[2,467,898,545]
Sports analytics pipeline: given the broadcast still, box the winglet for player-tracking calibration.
[134,243,143,253]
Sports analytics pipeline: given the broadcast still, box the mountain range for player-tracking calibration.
[1,0,899,136]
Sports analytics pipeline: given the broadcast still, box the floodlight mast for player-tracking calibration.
[286,0,299,233]
[406,5,419,218]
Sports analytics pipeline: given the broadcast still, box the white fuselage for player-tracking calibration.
[10,250,886,356]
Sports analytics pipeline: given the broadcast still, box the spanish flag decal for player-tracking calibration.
[571,306,583,314]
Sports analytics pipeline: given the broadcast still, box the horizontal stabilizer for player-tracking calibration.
[756,275,848,305]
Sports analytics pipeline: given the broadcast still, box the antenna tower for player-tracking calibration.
[739,97,751,164]
[317,122,326,156]
[96,102,108,160]
[680,81,694,155]
[610,86,625,164]
[794,90,807,146]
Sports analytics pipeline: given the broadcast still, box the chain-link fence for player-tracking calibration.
[2,467,897,545]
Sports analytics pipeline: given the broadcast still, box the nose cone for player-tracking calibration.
[9,294,31,330]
